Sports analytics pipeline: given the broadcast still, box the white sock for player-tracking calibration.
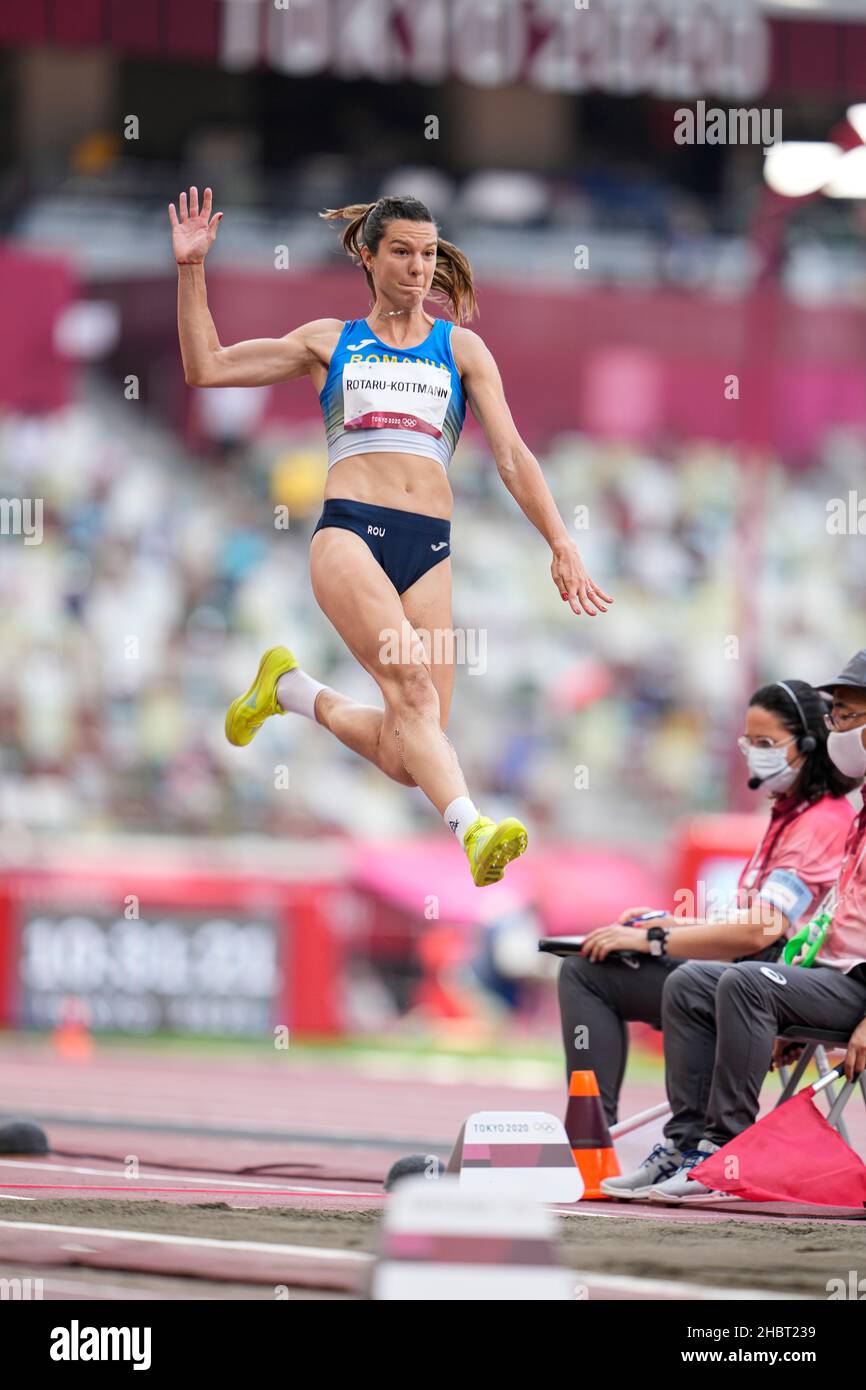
[276,668,329,723]
[444,795,481,846]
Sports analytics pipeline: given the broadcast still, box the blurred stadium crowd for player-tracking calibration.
[1,383,863,850]
[3,7,866,856]
[13,153,866,303]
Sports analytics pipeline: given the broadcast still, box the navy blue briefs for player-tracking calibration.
[312,499,451,596]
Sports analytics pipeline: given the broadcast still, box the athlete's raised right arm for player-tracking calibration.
[170,186,339,387]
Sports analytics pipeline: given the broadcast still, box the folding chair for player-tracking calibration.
[776,1027,866,1148]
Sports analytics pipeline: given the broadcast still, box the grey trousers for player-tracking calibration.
[557,952,681,1126]
[662,960,866,1151]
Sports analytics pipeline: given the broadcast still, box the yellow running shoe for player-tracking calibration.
[463,815,528,887]
[225,645,297,747]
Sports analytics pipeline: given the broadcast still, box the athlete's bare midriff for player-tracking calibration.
[322,451,454,519]
[310,328,456,520]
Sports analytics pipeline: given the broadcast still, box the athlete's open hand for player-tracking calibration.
[168,186,223,265]
[551,540,613,617]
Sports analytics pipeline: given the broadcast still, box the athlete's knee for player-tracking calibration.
[383,662,439,719]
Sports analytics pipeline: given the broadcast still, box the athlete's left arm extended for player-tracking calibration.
[453,328,613,617]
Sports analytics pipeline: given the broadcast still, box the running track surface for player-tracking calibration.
[1,1040,864,1299]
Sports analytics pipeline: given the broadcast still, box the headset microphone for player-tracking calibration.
[775,680,817,754]
[746,681,817,789]
[748,772,773,790]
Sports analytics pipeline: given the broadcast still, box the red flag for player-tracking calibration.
[693,1087,866,1208]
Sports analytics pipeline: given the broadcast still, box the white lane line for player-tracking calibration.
[0,1158,372,1199]
[0,1219,372,1262]
[28,1279,185,1300]
[549,1203,753,1220]
[571,1269,811,1301]
[550,1205,655,1220]
[0,1222,810,1301]
[0,1195,35,1202]
[0,1104,440,1142]
[550,1202,866,1225]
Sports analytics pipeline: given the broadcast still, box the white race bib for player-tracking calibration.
[343,360,452,438]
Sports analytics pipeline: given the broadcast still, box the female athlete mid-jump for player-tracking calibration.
[170,188,612,886]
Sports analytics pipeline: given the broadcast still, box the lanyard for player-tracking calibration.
[739,799,812,892]
[834,807,866,909]
[809,809,866,963]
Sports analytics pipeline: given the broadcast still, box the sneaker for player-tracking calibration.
[646,1139,736,1205]
[224,646,297,747]
[599,1140,684,1200]
[463,815,528,887]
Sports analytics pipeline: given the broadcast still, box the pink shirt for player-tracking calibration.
[739,793,856,934]
[816,795,866,974]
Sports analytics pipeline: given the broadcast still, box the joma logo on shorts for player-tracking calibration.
[367,525,386,536]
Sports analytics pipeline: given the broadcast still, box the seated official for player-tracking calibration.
[556,678,858,1199]
[638,650,866,1204]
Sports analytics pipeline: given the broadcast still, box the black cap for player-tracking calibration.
[819,649,866,696]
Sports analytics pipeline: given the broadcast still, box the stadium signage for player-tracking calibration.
[18,911,280,1038]
[221,0,769,99]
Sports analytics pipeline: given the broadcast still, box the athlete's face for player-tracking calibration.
[365,220,438,309]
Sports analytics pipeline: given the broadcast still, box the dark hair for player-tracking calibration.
[320,195,478,323]
[749,678,860,802]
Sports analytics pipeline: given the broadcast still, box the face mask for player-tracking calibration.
[745,743,800,794]
[827,725,866,780]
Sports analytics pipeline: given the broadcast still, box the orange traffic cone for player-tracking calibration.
[565,1070,619,1198]
[53,995,94,1060]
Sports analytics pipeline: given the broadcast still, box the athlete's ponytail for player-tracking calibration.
[320,195,478,323]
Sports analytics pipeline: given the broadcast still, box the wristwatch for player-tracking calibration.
[647,924,670,957]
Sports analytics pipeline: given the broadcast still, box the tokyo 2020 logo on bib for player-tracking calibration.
[343,360,452,438]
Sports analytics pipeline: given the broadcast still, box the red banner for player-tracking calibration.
[0,247,78,412]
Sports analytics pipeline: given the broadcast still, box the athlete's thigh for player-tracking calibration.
[399,558,454,729]
[310,527,426,691]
